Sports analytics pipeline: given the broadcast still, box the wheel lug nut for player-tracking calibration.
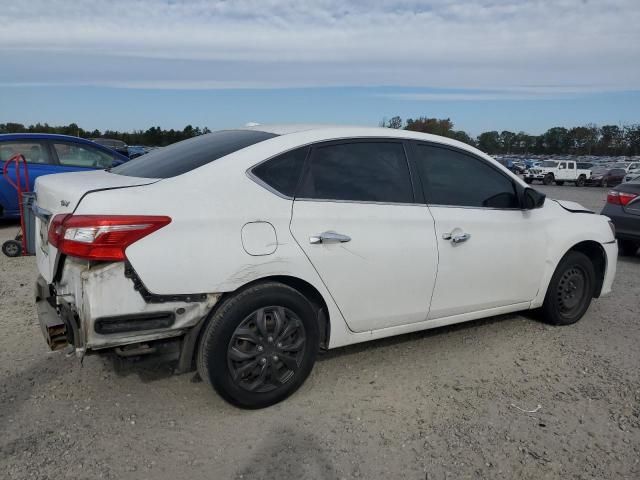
[272,355,278,362]
[267,336,273,343]
[257,346,264,352]
[277,342,282,348]
[260,357,267,364]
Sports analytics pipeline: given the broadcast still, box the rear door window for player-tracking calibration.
[413,144,519,209]
[0,141,52,164]
[111,130,278,178]
[297,141,413,203]
[52,142,115,168]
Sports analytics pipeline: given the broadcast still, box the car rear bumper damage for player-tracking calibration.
[35,259,220,369]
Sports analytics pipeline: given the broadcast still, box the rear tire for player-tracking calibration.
[197,282,319,409]
[541,251,596,326]
[2,240,22,257]
[618,239,639,257]
[543,174,554,185]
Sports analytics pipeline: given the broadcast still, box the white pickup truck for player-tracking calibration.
[524,160,592,186]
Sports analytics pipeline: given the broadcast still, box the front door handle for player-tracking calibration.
[309,231,351,244]
[443,232,471,244]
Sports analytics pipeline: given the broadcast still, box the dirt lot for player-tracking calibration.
[1,185,638,480]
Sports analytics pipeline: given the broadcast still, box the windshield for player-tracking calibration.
[592,167,609,174]
[540,161,557,167]
[111,130,278,178]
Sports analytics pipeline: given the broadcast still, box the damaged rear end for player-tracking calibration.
[33,170,219,370]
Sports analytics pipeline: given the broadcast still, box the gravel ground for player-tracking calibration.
[1,185,638,480]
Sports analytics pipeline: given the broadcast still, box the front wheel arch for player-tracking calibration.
[561,241,606,297]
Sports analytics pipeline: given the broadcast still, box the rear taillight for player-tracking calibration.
[48,215,171,261]
[607,191,638,206]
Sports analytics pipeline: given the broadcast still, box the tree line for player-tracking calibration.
[381,116,640,156]
[0,122,211,147]
[2,119,640,156]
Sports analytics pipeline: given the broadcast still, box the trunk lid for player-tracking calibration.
[34,170,159,282]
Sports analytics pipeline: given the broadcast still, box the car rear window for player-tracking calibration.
[111,130,278,178]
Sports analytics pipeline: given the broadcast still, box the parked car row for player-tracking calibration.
[523,159,637,187]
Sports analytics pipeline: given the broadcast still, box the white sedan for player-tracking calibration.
[33,125,617,408]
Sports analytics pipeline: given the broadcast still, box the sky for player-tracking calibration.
[1,0,639,135]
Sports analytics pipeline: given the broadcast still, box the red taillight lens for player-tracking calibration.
[47,215,171,261]
[607,190,638,206]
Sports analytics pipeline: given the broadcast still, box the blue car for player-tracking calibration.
[0,133,129,218]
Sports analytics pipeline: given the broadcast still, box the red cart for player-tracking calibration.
[1,153,32,257]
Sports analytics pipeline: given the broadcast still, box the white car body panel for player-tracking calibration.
[426,206,546,319]
[290,200,438,332]
[32,125,618,355]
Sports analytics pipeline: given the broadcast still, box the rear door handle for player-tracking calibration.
[309,231,351,244]
[443,232,471,244]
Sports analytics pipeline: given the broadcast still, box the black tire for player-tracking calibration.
[541,251,596,326]
[555,180,565,186]
[618,239,639,257]
[2,240,22,257]
[524,178,534,184]
[197,282,319,409]
[542,174,554,185]
[576,176,586,187]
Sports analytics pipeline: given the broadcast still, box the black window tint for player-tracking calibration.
[414,144,519,209]
[611,169,626,175]
[111,130,277,178]
[252,147,308,197]
[298,142,413,203]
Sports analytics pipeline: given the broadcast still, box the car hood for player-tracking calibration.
[553,199,594,214]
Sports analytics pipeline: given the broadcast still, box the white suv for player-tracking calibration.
[33,125,617,408]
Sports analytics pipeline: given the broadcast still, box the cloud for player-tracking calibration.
[1,0,639,92]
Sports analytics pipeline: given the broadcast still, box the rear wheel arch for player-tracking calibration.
[200,275,330,351]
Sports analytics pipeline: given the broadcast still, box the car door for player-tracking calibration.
[0,140,55,216]
[289,140,439,333]
[410,142,546,319]
[50,141,118,172]
[557,161,568,180]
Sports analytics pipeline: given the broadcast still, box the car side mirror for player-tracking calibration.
[523,188,545,210]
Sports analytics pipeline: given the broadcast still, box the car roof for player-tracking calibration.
[0,132,100,143]
[242,123,487,157]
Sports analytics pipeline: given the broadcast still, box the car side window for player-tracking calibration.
[297,141,413,203]
[53,143,114,168]
[611,169,626,176]
[559,162,566,169]
[0,142,52,164]
[568,162,575,169]
[251,147,309,197]
[413,144,519,209]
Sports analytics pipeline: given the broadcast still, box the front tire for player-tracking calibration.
[576,176,586,187]
[197,282,319,409]
[541,251,596,326]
